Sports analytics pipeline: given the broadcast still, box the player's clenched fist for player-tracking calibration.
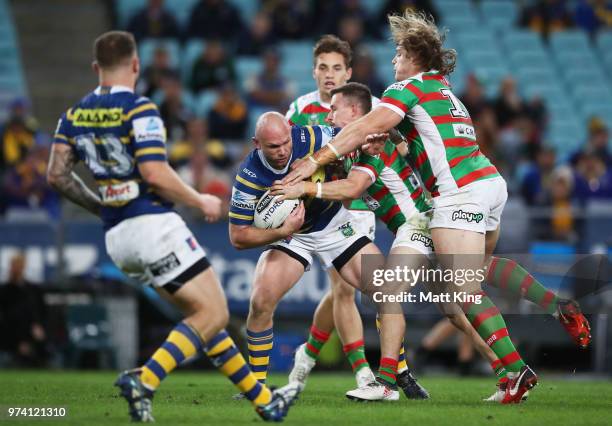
[280,201,305,234]
[199,193,222,222]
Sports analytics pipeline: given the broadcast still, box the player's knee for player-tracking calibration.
[250,287,278,318]
[332,282,355,302]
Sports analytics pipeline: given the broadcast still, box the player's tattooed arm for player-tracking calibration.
[47,144,102,216]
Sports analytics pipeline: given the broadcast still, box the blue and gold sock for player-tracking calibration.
[140,322,202,390]
[205,330,272,406]
[246,328,273,383]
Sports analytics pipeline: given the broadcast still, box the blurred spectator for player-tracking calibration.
[593,0,612,27]
[245,49,294,111]
[159,72,193,142]
[377,0,439,35]
[187,0,244,41]
[459,74,490,121]
[0,99,39,171]
[519,0,573,38]
[337,15,366,50]
[575,0,612,34]
[190,40,236,94]
[207,84,248,140]
[494,78,527,129]
[171,119,232,211]
[573,148,612,201]
[318,0,371,37]
[2,145,60,220]
[521,145,558,205]
[126,0,180,41]
[264,0,312,39]
[137,46,178,98]
[570,117,611,167]
[236,12,276,56]
[350,48,386,98]
[548,166,577,241]
[0,253,48,367]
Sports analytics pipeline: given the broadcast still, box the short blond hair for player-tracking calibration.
[388,10,456,76]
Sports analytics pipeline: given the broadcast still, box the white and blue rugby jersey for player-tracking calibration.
[230,125,341,234]
[53,85,172,230]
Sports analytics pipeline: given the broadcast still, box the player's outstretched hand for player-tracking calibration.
[270,181,304,200]
[362,133,389,155]
[199,193,222,222]
[281,201,305,235]
[281,159,318,185]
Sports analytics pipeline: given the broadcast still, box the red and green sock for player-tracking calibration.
[490,359,509,384]
[488,257,560,315]
[342,340,370,373]
[462,292,526,373]
[304,325,330,361]
[377,357,398,388]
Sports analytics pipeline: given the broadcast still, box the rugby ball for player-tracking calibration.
[253,190,300,229]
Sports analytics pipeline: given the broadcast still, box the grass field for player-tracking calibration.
[0,371,610,425]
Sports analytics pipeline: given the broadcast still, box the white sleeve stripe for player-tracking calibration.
[377,102,406,119]
[352,166,377,183]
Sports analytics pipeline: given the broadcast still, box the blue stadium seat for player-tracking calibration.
[365,41,396,67]
[195,90,218,118]
[227,0,261,23]
[572,83,612,101]
[151,89,196,113]
[563,68,608,87]
[115,0,146,28]
[502,30,545,53]
[361,0,386,18]
[554,48,598,67]
[138,38,181,69]
[235,57,263,91]
[181,39,206,83]
[456,29,497,53]
[171,0,199,28]
[580,102,612,125]
[522,82,565,104]
[516,66,558,87]
[595,30,612,56]
[508,49,551,70]
[481,0,518,31]
[550,30,591,53]
[442,15,481,31]
[279,41,312,65]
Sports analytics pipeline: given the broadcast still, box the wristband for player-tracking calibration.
[308,156,320,165]
[328,143,341,159]
[315,182,322,199]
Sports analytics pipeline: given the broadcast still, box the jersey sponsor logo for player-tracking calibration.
[71,108,123,127]
[300,129,307,144]
[362,193,381,211]
[231,188,257,210]
[387,81,409,91]
[452,123,476,140]
[451,209,484,223]
[321,126,335,138]
[242,168,257,178]
[338,222,355,238]
[149,252,181,277]
[411,232,433,248]
[99,181,139,205]
[133,116,165,143]
[255,193,274,214]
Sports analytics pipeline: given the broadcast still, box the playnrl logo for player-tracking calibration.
[451,210,484,223]
[411,232,433,248]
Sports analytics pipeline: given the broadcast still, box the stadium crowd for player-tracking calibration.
[0,0,611,244]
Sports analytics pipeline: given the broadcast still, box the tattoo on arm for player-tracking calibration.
[47,147,102,216]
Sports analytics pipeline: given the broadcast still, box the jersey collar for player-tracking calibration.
[257,150,293,175]
[94,85,134,95]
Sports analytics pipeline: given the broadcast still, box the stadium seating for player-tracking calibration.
[0,0,27,121]
[138,38,181,69]
[481,0,518,32]
[181,39,206,83]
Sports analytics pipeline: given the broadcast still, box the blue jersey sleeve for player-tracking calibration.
[128,98,168,163]
[229,159,267,226]
[53,111,73,147]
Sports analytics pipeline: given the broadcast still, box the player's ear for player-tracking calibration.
[252,137,260,149]
[132,56,140,75]
[345,67,353,80]
[92,61,99,75]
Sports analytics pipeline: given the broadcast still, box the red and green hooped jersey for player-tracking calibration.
[377,71,499,197]
[352,140,431,233]
[286,90,378,211]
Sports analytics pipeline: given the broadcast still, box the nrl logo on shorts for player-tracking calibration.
[339,222,355,238]
[451,209,484,223]
[411,232,433,248]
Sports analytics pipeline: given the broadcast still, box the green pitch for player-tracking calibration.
[0,371,610,425]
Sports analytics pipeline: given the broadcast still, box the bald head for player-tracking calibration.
[255,111,290,141]
[253,111,292,170]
